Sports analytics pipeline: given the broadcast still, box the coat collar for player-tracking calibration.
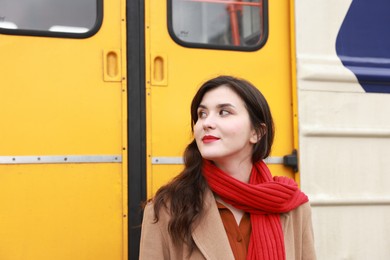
[191,188,235,260]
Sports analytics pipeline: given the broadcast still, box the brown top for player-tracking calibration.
[140,188,317,260]
[216,201,251,260]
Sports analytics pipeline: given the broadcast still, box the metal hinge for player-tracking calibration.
[283,149,298,172]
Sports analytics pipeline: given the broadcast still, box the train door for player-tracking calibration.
[0,1,127,260]
[146,0,298,196]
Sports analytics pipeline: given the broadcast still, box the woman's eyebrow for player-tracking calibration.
[198,103,236,109]
[217,103,236,109]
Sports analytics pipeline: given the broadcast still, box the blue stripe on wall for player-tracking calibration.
[336,0,390,93]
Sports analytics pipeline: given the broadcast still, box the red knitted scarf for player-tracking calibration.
[202,160,308,260]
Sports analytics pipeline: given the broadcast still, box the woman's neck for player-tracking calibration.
[214,159,253,183]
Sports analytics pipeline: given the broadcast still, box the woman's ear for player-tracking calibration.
[249,132,260,144]
[250,123,266,144]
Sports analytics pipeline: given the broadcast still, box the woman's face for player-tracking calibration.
[194,85,258,166]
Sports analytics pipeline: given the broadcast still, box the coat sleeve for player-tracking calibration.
[139,203,170,260]
[302,203,317,260]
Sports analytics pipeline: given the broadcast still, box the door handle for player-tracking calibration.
[151,53,167,86]
[103,49,121,82]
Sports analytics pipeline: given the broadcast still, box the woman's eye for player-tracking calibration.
[198,111,207,118]
[220,110,230,116]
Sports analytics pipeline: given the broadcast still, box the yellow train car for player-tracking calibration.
[0,0,302,259]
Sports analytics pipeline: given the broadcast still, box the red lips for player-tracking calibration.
[202,135,220,143]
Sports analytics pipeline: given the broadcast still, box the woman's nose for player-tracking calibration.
[202,114,216,130]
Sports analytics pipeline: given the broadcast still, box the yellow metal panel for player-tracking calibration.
[151,165,185,195]
[0,0,127,259]
[0,164,123,260]
[119,1,128,259]
[145,0,153,198]
[288,0,301,185]
[146,0,296,197]
[0,34,122,155]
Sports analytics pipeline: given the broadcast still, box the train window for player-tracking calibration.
[169,0,268,51]
[0,0,102,38]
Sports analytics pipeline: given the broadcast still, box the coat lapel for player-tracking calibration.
[191,189,235,260]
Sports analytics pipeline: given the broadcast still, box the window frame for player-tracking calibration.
[167,0,269,51]
[0,0,103,39]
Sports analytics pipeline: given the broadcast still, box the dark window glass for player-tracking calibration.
[0,0,102,38]
[169,0,267,51]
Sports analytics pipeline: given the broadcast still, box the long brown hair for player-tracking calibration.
[151,75,274,250]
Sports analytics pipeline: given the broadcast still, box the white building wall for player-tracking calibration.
[295,0,390,259]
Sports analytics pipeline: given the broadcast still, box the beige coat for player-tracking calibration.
[139,188,316,260]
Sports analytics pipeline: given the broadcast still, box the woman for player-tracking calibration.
[139,76,316,260]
